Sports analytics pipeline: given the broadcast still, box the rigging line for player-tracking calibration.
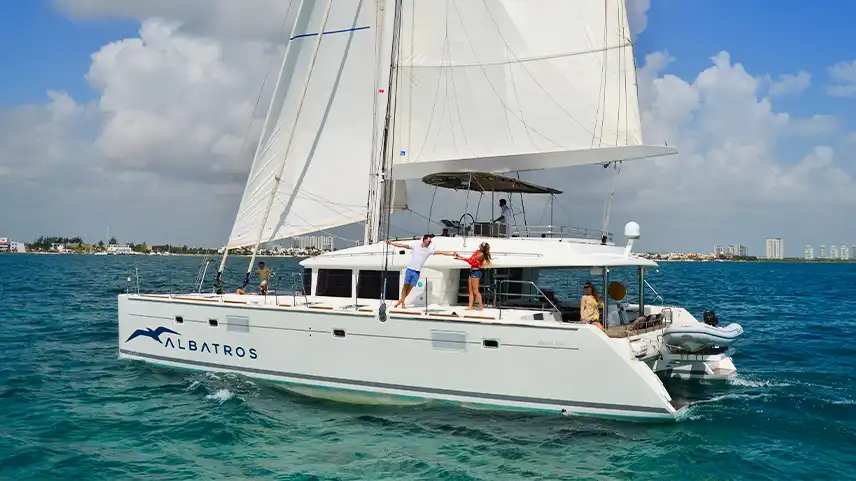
[446,1,565,150]
[552,194,576,226]
[245,0,336,283]
[597,2,609,148]
[600,162,621,241]
[405,208,447,228]
[410,32,446,162]
[506,47,535,147]
[277,187,367,211]
[366,0,386,241]
[285,212,362,243]
[514,172,527,227]
[381,0,404,276]
[536,198,550,225]
[616,0,626,147]
[426,186,439,233]
[441,0,459,158]
[621,0,630,146]
[219,0,296,224]
[478,0,602,144]
[430,29,453,157]
[446,11,476,158]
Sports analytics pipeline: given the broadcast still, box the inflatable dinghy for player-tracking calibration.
[663,321,744,352]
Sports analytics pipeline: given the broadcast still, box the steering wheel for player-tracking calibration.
[458,213,475,237]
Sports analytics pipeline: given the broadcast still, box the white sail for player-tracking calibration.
[390,0,674,180]
[228,0,383,249]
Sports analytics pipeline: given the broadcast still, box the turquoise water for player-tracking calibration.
[1,254,854,480]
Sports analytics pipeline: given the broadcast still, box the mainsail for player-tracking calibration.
[389,0,675,180]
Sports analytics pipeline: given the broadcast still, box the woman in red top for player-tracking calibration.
[455,243,492,310]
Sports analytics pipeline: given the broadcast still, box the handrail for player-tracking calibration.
[644,279,664,304]
[269,270,308,306]
[514,225,612,241]
[496,279,560,320]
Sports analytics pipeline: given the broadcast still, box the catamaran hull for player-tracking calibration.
[118,294,687,422]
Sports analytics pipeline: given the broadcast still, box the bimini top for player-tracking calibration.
[422,172,562,195]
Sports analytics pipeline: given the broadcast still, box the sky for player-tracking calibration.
[1,1,855,256]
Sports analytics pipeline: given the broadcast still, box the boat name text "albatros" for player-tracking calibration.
[124,326,258,359]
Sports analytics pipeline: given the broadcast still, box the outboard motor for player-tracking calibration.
[702,310,719,327]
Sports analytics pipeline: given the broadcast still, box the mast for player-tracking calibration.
[364,0,388,246]
[366,0,402,245]
[244,0,335,282]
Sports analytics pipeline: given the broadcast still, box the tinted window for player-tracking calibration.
[357,270,400,301]
[303,268,312,294]
[316,269,352,297]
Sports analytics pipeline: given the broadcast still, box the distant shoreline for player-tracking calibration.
[6,252,853,263]
[2,252,307,258]
[648,258,856,263]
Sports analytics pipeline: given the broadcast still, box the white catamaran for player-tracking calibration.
[118,0,744,421]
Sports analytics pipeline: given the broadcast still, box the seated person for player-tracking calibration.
[580,281,605,331]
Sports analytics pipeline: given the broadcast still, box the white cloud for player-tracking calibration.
[626,0,651,39]
[766,70,811,96]
[826,60,856,97]
[624,51,850,207]
[86,18,283,184]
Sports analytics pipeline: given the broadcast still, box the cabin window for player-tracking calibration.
[315,269,352,298]
[302,268,312,295]
[357,270,400,301]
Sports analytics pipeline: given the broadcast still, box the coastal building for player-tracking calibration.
[713,244,747,256]
[804,245,814,260]
[830,245,839,259]
[293,235,335,252]
[840,245,850,260]
[765,238,784,259]
[0,238,26,253]
[819,245,826,258]
[106,244,133,255]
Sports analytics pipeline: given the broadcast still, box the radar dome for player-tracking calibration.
[624,221,640,239]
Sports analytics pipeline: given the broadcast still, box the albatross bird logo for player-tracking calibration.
[125,326,180,344]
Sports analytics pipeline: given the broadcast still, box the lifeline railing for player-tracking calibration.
[494,279,560,320]
[270,270,308,306]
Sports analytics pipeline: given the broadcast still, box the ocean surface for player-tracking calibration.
[1,254,854,480]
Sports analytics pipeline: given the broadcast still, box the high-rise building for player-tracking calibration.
[841,245,850,260]
[852,245,856,260]
[820,245,826,258]
[831,245,839,259]
[293,235,335,251]
[804,245,814,260]
[765,238,784,259]
[713,245,725,256]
